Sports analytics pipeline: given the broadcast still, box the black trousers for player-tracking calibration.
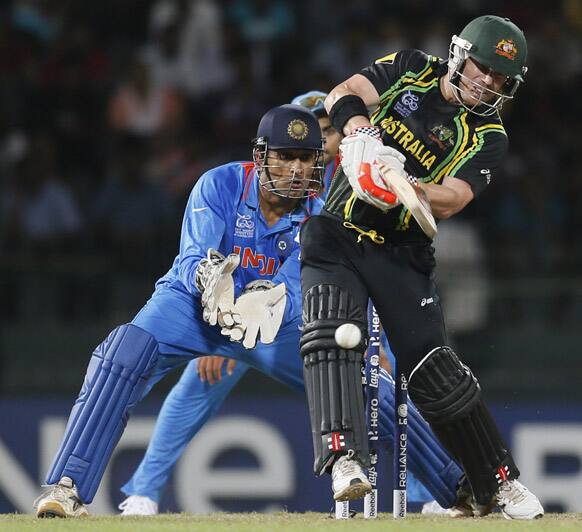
[300,213,447,377]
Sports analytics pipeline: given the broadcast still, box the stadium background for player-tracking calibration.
[1,0,581,515]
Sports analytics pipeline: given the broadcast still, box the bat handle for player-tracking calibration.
[358,163,398,204]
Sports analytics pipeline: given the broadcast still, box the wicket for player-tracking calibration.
[363,302,380,519]
[393,368,408,518]
[334,303,408,519]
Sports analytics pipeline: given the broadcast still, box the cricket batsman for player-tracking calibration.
[299,15,544,519]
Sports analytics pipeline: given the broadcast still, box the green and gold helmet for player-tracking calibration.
[448,15,528,116]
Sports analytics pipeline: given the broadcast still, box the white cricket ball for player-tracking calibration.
[334,323,362,349]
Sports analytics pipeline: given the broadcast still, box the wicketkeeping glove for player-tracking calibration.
[195,249,240,326]
[221,280,287,349]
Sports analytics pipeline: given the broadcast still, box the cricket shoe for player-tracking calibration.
[119,495,159,515]
[453,483,494,518]
[495,479,544,520]
[421,500,448,515]
[34,477,88,518]
[421,499,477,518]
[331,450,372,501]
[437,476,494,518]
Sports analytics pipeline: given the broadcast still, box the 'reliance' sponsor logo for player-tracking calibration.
[495,39,518,60]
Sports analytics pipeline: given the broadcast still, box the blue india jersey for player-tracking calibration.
[155,161,323,323]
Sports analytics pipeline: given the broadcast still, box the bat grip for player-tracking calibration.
[358,163,398,204]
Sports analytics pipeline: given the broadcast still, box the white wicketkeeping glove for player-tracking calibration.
[195,249,240,326]
[339,127,405,212]
[221,280,287,349]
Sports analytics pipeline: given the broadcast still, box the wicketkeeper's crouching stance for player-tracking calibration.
[300,15,544,519]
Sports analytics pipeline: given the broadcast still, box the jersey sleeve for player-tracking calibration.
[447,127,508,197]
[360,49,434,99]
[177,167,235,295]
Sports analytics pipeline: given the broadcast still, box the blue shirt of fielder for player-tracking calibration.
[131,160,320,392]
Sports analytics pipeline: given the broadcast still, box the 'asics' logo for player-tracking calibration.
[421,297,434,307]
[192,207,208,213]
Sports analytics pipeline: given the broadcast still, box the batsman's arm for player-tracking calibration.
[417,176,474,219]
[325,74,381,135]
[420,127,507,218]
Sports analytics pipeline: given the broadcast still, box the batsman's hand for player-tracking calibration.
[340,128,404,212]
[221,281,287,349]
[195,249,240,326]
[197,356,237,385]
[339,127,383,183]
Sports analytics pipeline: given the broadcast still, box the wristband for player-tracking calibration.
[407,174,419,188]
[352,126,381,140]
[329,95,369,134]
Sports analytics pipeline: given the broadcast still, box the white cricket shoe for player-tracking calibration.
[119,495,159,515]
[421,500,448,515]
[495,479,544,520]
[34,477,88,518]
[421,499,479,518]
[331,451,372,501]
[426,477,494,518]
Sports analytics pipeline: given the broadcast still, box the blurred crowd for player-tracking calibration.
[1,0,581,321]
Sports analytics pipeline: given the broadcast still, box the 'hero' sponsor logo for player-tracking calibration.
[233,246,279,276]
[379,115,437,171]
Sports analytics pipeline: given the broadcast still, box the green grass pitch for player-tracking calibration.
[1,513,582,532]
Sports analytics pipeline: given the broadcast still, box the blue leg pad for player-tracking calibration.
[46,324,159,503]
[378,368,463,508]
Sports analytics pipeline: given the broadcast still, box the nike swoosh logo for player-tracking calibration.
[192,207,208,213]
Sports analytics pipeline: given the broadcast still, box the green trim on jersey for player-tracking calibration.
[396,118,506,232]
[449,125,507,177]
[427,109,468,184]
[370,56,437,124]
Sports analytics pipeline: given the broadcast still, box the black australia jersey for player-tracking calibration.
[325,49,508,242]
